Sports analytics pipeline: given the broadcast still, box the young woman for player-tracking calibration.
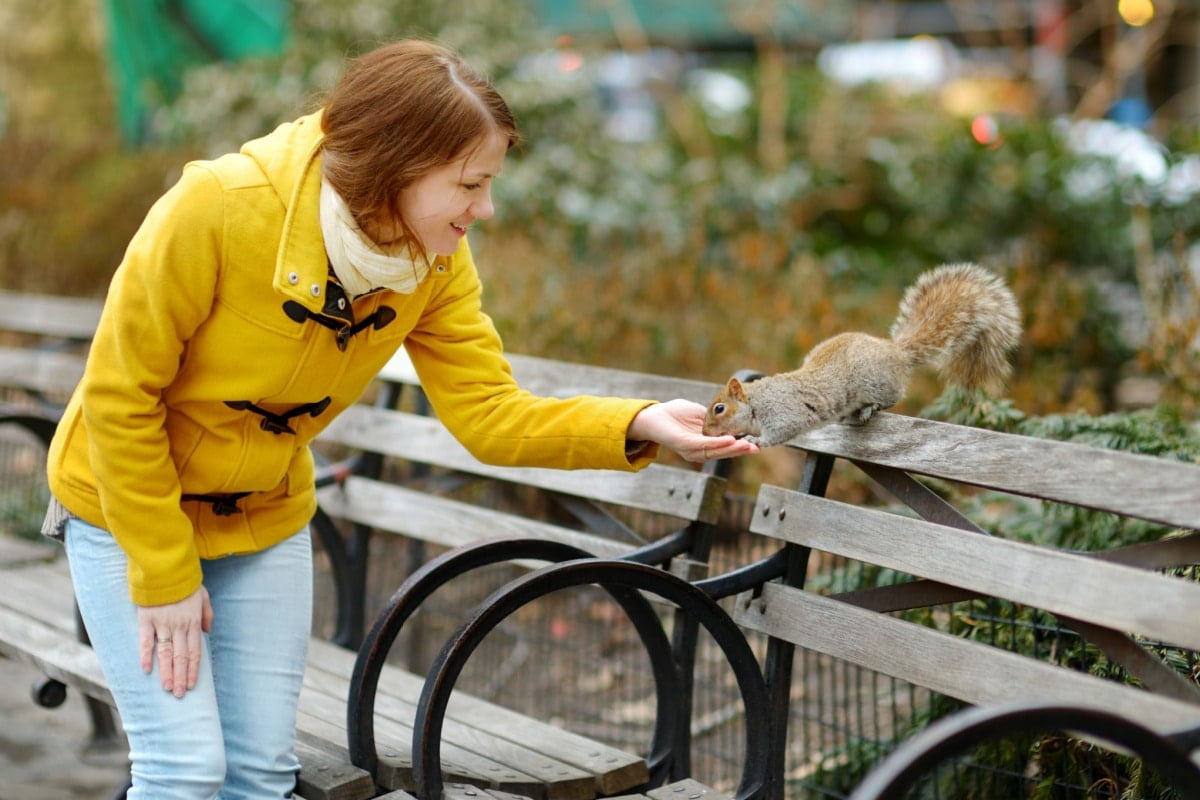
[43,39,756,798]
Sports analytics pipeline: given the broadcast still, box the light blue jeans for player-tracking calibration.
[65,516,312,799]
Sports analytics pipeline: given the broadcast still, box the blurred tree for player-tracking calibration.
[2,0,1196,423]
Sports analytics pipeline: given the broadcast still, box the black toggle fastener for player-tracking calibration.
[282,301,397,351]
[181,492,253,516]
[225,397,333,435]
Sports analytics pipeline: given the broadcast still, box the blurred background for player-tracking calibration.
[1,0,1198,472]
[3,4,1200,798]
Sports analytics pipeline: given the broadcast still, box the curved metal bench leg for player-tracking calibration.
[848,702,1200,800]
[411,558,772,800]
[348,538,617,774]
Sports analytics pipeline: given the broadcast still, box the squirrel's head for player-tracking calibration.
[702,378,756,437]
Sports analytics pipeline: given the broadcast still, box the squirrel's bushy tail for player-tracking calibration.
[889,263,1021,389]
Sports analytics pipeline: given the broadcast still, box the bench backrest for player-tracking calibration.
[727,413,1200,795]
[0,290,98,403]
[315,347,730,576]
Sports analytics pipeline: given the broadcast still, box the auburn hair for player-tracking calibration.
[320,39,519,245]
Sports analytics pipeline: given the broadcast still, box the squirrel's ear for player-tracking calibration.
[726,377,748,402]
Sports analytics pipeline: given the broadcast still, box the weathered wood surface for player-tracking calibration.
[605,778,730,800]
[0,346,88,396]
[789,414,1200,530]
[293,738,377,800]
[737,475,1200,767]
[320,407,725,524]
[318,478,639,560]
[0,290,103,339]
[305,640,645,799]
[0,532,58,567]
[733,582,1200,738]
[752,486,1200,651]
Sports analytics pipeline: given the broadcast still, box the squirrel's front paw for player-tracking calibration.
[743,435,771,448]
[845,404,881,426]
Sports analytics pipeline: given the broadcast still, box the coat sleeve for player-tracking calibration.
[401,242,659,471]
[79,164,224,605]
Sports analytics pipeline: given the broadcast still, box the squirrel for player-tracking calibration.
[702,262,1021,447]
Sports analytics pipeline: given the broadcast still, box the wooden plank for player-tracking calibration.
[751,486,1200,651]
[305,639,647,797]
[318,407,724,524]
[299,653,543,794]
[732,582,1200,736]
[604,778,730,800]
[444,784,539,800]
[0,606,113,704]
[0,534,60,568]
[645,779,729,800]
[0,346,87,396]
[293,738,377,800]
[298,681,551,799]
[787,414,1200,530]
[0,560,77,630]
[316,478,638,561]
[0,291,103,339]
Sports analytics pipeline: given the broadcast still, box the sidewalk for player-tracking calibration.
[0,656,128,799]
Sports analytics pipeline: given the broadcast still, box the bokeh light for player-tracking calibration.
[971,113,1003,149]
[1118,0,1155,27]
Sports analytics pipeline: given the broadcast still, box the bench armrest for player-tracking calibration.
[409,558,772,800]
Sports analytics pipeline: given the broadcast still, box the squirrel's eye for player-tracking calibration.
[713,403,726,415]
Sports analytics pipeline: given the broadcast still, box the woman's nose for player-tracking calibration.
[472,189,495,220]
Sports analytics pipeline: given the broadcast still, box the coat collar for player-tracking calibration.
[272,114,330,311]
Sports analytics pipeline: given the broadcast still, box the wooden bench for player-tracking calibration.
[390,389,1200,798]
[0,290,740,800]
[5,289,1200,800]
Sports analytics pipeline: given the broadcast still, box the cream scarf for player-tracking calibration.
[318,176,430,297]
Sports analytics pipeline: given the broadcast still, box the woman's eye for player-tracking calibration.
[463,182,482,191]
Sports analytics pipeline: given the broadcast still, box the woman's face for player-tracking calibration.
[362,130,509,257]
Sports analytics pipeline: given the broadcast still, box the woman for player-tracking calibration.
[44,39,756,798]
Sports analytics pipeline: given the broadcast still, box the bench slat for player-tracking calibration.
[789,415,1200,530]
[293,739,376,800]
[0,534,59,567]
[0,291,103,339]
[319,407,724,524]
[0,558,77,627]
[606,778,731,800]
[317,478,640,561]
[752,485,1200,651]
[0,605,113,704]
[302,650,592,799]
[299,681,552,797]
[733,582,1200,737]
[0,346,88,396]
[305,639,647,797]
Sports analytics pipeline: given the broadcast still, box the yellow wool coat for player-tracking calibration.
[47,111,658,606]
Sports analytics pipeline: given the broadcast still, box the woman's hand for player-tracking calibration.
[138,585,214,698]
[628,399,760,464]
